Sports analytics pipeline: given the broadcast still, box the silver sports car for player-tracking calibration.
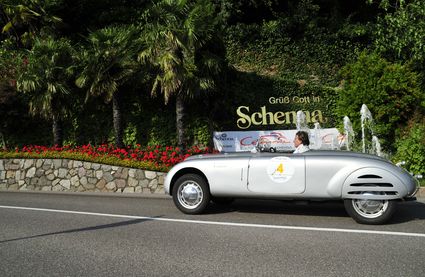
[164,150,419,224]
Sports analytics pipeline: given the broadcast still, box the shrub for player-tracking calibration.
[393,123,425,176]
[336,51,423,151]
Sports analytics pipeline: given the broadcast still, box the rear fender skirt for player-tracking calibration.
[342,167,407,200]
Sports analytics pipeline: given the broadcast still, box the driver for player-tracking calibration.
[293,131,310,154]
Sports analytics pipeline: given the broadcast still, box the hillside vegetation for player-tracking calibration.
[0,0,424,174]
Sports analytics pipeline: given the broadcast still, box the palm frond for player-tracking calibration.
[16,36,76,120]
[77,25,142,103]
[140,0,224,102]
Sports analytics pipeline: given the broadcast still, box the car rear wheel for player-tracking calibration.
[172,174,210,214]
[344,193,396,224]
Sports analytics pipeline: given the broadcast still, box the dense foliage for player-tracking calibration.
[139,0,225,148]
[393,122,425,175]
[0,0,424,173]
[76,25,143,148]
[372,0,425,63]
[16,37,76,146]
[336,51,423,151]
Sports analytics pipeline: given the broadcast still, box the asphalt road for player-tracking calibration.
[0,192,424,277]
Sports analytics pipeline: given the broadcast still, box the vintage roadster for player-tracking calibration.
[164,150,419,224]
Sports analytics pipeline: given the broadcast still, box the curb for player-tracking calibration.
[1,187,423,200]
[0,190,171,199]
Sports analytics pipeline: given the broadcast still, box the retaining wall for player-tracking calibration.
[0,158,423,198]
[0,159,166,194]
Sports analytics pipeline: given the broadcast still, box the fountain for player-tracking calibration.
[357,104,384,156]
[372,136,382,157]
[343,116,354,151]
[312,122,322,149]
[296,110,308,131]
[360,104,374,153]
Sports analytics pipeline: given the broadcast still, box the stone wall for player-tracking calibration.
[0,159,166,194]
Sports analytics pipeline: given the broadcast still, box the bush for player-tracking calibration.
[336,51,423,151]
[393,123,425,176]
[0,48,52,147]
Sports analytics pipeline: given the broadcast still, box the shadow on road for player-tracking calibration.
[206,199,348,217]
[390,201,425,224]
[205,199,425,224]
[0,217,159,244]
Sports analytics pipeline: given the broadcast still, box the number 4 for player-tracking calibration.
[276,163,284,173]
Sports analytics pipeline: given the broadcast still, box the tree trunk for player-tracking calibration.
[112,91,124,148]
[0,131,6,150]
[176,94,186,149]
[52,114,63,147]
[204,96,214,149]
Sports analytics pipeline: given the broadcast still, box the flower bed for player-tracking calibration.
[0,144,217,172]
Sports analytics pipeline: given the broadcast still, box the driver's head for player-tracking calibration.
[294,131,310,147]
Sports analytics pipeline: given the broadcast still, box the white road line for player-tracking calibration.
[1,205,424,238]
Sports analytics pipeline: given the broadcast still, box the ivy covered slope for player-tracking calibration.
[221,1,367,130]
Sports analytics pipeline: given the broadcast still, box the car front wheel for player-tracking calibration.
[172,174,210,214]
[344,195,396,225]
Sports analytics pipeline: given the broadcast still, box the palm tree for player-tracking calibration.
[1,0,62,48]
[16,37,75,146]
[139,0,224,149]
[76,25,142,148]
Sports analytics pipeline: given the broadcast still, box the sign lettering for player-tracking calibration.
[236,106,327,129]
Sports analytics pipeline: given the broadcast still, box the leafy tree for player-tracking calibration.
[370,0,425,63]
[53,0,149,39]
[1,0,62,48]
[76,25,142,148]
[336,51,423,151]
[139,0,225,148]
[367,0,425,171]
[16,37,75,146]
[0,48,21,148]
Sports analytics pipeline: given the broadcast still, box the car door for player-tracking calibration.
[247,154,306,195]
[207,157,250,195]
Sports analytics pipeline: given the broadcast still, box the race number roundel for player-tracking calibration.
[266,156,295,183]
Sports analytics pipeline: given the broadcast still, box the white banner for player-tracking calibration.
[213,128,344,152]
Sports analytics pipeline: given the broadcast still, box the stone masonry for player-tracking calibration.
[0,159,166,194]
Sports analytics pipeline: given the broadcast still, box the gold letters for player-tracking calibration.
[236,106,327,129]
[236,106,251,129]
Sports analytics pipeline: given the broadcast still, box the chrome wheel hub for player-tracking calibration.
[352,193,388,219]
[177,181,203,209]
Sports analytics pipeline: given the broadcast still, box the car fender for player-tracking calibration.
[341,167,407,200]
[164,160,210,195]
[326,165,361,198]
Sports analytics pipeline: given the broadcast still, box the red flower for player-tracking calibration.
[11,143,215,168]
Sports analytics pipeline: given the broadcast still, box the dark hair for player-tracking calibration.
[296,131,310,146]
